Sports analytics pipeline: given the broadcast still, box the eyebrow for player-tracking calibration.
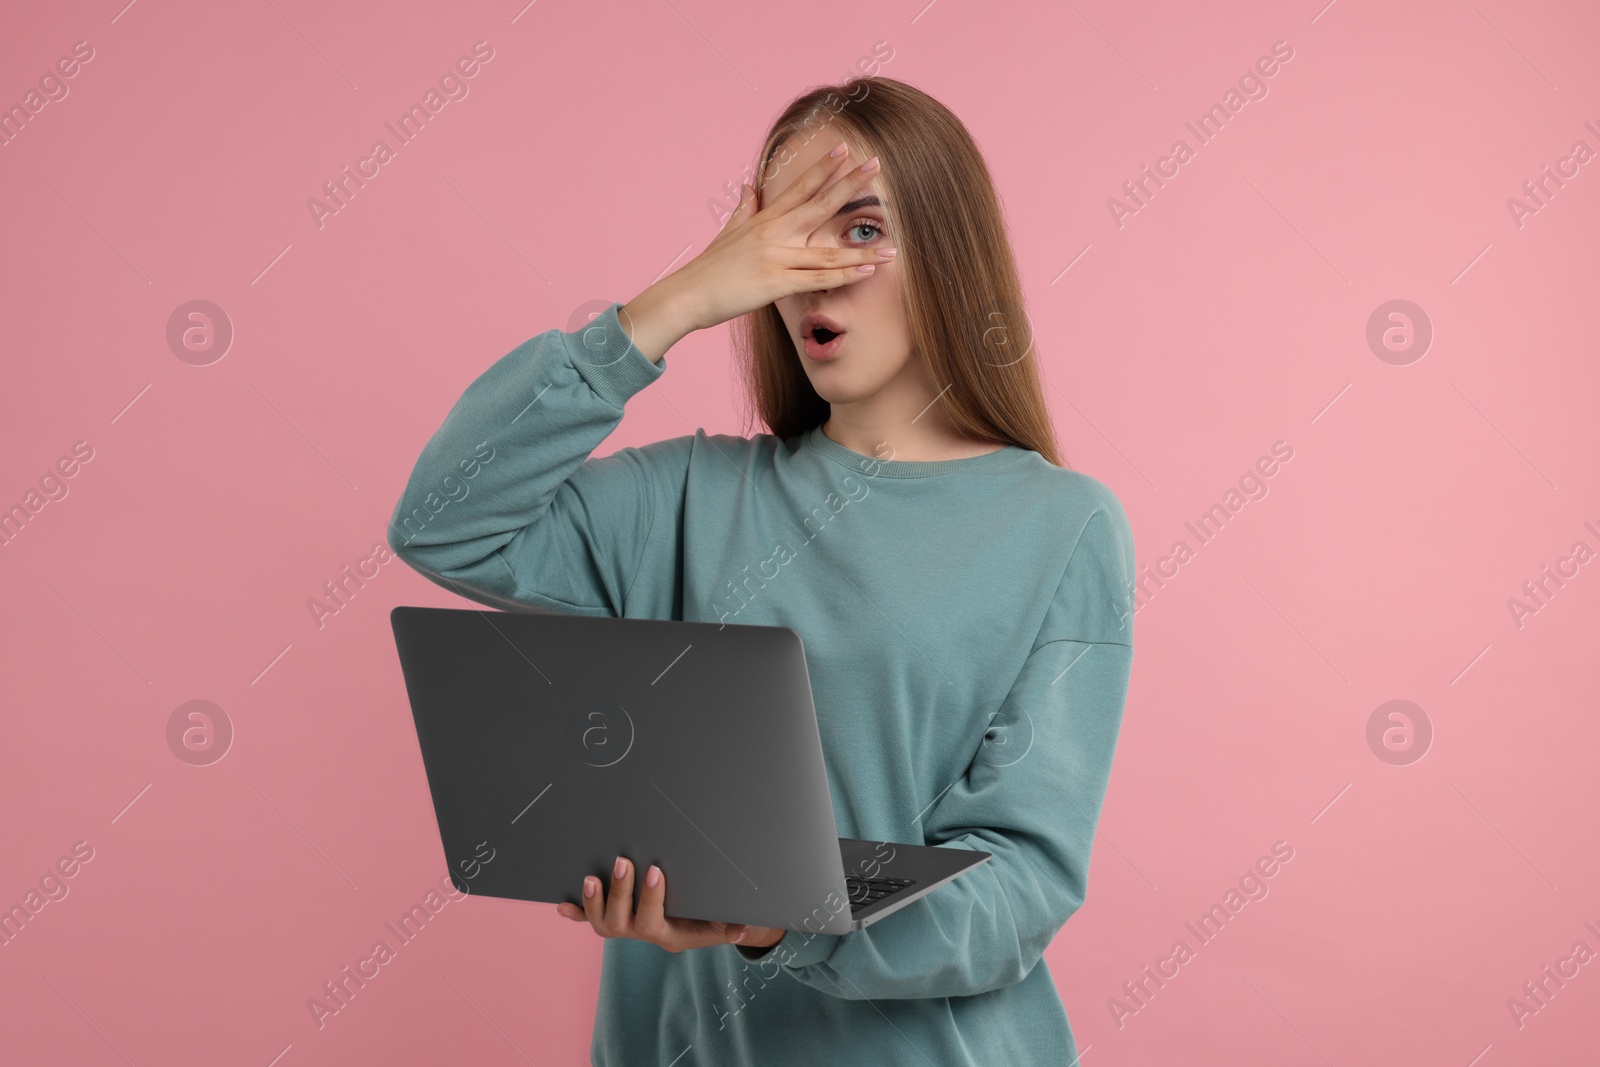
[836,195,882,216]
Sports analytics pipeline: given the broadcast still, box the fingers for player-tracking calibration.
[758,140,857,220]
[791,154,881,233]
[602,855,635,933]
[776,245,895,271]
[634,863,671,945]
[564,857,650,939]
[559,859,756,953]
[718,183,757,235]
[579,872,605,927]
[574,856,635,933]
[780,258,887,294]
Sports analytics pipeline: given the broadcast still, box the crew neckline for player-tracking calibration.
[803,425,1027,479]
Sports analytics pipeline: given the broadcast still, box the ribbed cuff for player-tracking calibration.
[563,301,664,408]
[735,929,843,967]
[734,939,778,962]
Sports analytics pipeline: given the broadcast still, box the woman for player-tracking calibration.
[388,76,1135,1066]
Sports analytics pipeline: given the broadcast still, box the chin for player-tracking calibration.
[817,392,880,410]
[805,377,867,406]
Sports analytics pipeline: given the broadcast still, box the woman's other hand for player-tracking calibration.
[555,855,787,954]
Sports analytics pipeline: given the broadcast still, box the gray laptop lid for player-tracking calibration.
[390,605,862,934]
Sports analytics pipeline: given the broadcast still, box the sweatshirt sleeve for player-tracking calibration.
[737,485,1137,1000]
[386,301,694,618]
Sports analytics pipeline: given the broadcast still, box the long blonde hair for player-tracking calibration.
[731,76,1066,468]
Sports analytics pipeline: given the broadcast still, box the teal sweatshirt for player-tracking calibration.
[387,302,1136,1066]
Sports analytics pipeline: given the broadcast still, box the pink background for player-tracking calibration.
[3,0,1598,1063]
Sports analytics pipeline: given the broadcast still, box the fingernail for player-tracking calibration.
[732,928,747,943]
[861,155,879,171]
[646,864,661,888]
[877,247,897,258]
[856,264,876,273]
[614,856,627,879]
[583,877,595,899]
[829,142,848,158]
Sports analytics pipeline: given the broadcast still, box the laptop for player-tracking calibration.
[390,605,990,936]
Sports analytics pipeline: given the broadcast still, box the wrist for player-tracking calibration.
[654,274,707,335]
[619,279,700,363]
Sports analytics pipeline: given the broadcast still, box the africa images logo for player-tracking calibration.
[565,699,635,769]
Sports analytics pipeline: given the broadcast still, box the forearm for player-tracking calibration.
[768,635,1133,998]
[386,301,669,611]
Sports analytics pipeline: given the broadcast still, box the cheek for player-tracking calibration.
[853,258,892,297]
[860,264,905,321]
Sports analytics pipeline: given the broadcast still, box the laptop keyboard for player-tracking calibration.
[846,876,917,910]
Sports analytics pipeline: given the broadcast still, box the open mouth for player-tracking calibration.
[803,324,847,360]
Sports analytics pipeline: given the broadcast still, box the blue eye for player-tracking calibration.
[847,220,883,243]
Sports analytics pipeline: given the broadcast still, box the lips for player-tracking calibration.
[798,313,848,361]
[802,328,845,362]
[799,313,846,343]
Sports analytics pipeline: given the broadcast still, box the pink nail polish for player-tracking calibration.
[614,856,627,879]
[584,877,595,899]
[829,142,848,158]
[646,865,661,888]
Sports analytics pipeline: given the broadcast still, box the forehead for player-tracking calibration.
[763,127,882,204]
